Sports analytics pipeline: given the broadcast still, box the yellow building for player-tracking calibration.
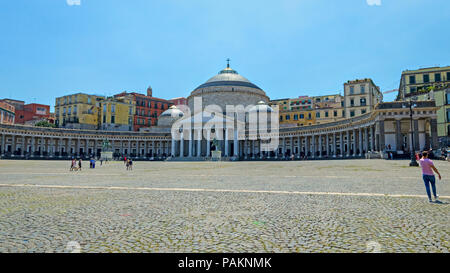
[55,93,104,130]
[344,79,383,118]
[99,95,135,132]
[313,94,345,124]
[279,109,316,127]
[397,66,450,140]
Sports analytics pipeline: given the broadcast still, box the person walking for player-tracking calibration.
[419,151,442,203]
[128,158,133,171]
[78,159,82,171]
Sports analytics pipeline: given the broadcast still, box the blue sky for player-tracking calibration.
[0,0,449,110]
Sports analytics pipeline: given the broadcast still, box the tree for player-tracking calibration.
[35,121,56,128]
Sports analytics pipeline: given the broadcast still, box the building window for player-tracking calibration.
[409,75,416,84]
[129,107,133,115]
[423,74,429,83]
[410,86,417,93]
[286,115,290,120]
[360,85,365,94]
[360,98,367,106]
[300,114,304,119]
[316,112,320,118]
[111,116,115,124]
[280,116,283,122]
[325,111,329,117]
[447,72,450,81]
[111,104,115,113]
[446,92,450,105]
[68,106,71,115]
[334,111,337,117]
[350,99,354,107]
[362,109,367,114]
[73,105,77,114]
[103,115,106,123]
[435,73,441,82]
[294,114,298,121]
[350,111,355,117]
[103,105,107,113]
[350,86,354,95]
[87,97,91,104]
[447,109,450,122]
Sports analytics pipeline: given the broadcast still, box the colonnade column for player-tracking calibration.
[305,135,309,158]
[197,129,202,157]
[359,128,363,156]
[364,127,369,154]
[332,132,337,158]
[297,136,301,158]
[1,134,4,156]
[234,129,238,157]
[318,134,322,158]
[311,135,316,158]
[224,129,229,157]
[206,130,211,157]
[188,130,193,157]
[325,134,330,157]
[371,125,376,152]
[180,132,184,158]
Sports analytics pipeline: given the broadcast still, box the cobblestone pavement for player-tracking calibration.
[0,159,449,253]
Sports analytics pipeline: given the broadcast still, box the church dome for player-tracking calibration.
[249,101,274,112]
[158,105,184,127]
[193,66,262,91]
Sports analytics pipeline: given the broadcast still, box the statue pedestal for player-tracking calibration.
[211,151,222,161]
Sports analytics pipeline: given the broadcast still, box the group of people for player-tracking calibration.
[70,158,82,171]
[123,156,133,171]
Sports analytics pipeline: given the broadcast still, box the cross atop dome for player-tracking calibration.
[226,58,230,68]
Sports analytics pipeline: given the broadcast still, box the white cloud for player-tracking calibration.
[66,0,81,6]
[366,0,381,6]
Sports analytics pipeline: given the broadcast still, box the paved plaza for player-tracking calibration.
[0,159,449,253]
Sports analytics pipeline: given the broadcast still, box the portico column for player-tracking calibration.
[413,119,419,151]
[1,133,5,156]
[252,140,255,159]
[346,130,350,157]
[31,137,36,156]
[318,134,322,158]
[395,119,402,151]
[11,135,16,156]
[206,130,211,157]
[188,130,193,157]
[311,135,316,158]
[282,137,286,157]
[40,137,44,157]
[197,129,202,157]
[364,127,369,154]
[353,129,357,157]
[76,138,80,156]
[339,131,343,157]
[297,136,301,158]
[359,128,363,156]
[305,135,309,158]
[22,136,26,156]
[371,126,376,152]
[224,129,229,157]
[430,119,438,149]
[128,140,131,156]
[325,133,329,157]
[332,132,336,157]
[234,129,238,157]
[171,138,175,157]
[379,120,385,152]
[180,132,184,158]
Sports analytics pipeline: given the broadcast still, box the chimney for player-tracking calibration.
[147,86,153,97]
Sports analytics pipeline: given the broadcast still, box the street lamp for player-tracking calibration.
[403,100,418,166]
